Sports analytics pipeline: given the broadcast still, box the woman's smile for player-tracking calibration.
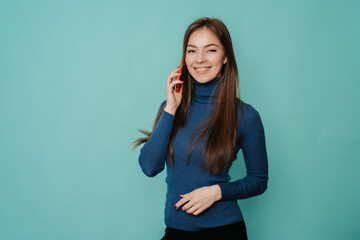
[194,66,211,74]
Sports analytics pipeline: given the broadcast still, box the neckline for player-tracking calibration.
[192,76,221,104]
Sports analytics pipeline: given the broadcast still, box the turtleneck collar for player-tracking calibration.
[192,75,221,104]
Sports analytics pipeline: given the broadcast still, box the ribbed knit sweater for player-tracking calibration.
[138,76,268,231]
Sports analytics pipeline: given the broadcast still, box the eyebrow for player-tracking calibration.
[187,43,219,48]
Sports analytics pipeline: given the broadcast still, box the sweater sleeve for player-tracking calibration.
[217,105,269,200]
[138,100,175,177]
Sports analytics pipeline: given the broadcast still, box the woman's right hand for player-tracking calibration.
[164,66,184,115]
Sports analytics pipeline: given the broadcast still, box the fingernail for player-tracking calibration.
[180,194,184,196]
[177,66,180,68]
[174,205,177,209]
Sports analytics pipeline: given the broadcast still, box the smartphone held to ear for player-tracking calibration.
[174,56,184,93]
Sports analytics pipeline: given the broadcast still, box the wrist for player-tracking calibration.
[164,106,176,115]
[213,184,222,201]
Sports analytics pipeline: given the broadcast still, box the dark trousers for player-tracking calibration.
[160,220,248,240]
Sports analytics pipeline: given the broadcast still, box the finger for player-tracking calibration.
[174,195,190,209]
[167,71,182,81]
[169,80,184,89]
[171,66,182,74]
[168,82,184,93]
[185,203,201,214]
[168,71,182,78]
[167,73,182,84]
[182,200,198,211]
[166,73,181,89]
[192,207,203,216]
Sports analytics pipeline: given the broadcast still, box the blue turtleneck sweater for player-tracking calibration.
[138,76,268,231]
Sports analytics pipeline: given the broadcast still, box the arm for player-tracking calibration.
[217,105,269,201]
[138,100,175,177]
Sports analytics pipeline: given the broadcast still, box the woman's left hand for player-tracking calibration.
[174,185,222,216]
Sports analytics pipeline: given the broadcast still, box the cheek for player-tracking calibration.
[185,56,191,66]
[214,58,225,68]
[185,60,193,71]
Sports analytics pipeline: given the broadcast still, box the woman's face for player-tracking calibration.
[185,27,227,84]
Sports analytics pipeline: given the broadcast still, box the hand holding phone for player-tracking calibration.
[174,56,184,93]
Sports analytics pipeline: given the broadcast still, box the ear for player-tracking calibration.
[223,57,227,64]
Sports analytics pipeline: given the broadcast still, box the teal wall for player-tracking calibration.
[1,0,359,239]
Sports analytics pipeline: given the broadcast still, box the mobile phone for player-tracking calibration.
[174,56,184,93]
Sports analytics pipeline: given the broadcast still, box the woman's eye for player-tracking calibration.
[187,49,216,53]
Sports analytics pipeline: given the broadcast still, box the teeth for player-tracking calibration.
[196,67,210,71]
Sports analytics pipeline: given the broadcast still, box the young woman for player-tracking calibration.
[132,17,268,240]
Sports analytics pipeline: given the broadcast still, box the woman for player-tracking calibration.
[132,17,268,240]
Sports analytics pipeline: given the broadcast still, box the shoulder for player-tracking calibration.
[237,99,261,123]
[236,99,264,136]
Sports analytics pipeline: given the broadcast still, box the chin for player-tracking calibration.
[190,73,217,84]
[193,75,218,84]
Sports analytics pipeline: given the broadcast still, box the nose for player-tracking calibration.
[196,51,206,63]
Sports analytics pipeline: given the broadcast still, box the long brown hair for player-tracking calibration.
[132,17,243,175]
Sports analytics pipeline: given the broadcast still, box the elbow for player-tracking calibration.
[138,148,165,177]
[138,156,164,177]
[248,175,268,196]
[141,166,163,177]
[138,156,153,177]
[258,176,268,195]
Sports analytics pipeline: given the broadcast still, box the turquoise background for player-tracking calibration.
[1,0,359,239]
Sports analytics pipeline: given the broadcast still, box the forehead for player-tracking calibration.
[187,28,221,47]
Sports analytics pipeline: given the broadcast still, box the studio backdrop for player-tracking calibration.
[0,0,359,239]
